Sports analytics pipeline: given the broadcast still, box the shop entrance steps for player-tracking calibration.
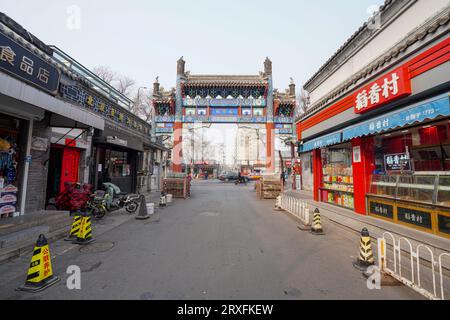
[0,211,72,263]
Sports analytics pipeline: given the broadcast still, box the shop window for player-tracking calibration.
[106,150,131,177]
[0,114,23,217]
[320,143,354,209]
[242,108,252,116]
[373,121,450,174]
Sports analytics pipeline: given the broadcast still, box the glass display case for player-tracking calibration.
[367,173,450,239]
[369,173,449,206]
[437,176,450,207]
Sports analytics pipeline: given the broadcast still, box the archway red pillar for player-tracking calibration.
[266,122,275,173]
[172,121,183,173]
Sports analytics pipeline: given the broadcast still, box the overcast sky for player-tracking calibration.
[3,0,384,91]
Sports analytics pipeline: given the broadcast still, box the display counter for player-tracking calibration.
[367,173,450,239]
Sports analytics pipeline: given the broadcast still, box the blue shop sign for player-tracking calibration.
[302,132,342,153]
[0,33,60,95]
[343,95,450,141]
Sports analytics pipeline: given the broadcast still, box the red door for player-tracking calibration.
[60,148,81,192]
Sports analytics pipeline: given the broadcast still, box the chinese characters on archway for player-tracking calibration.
[354,67,412,114]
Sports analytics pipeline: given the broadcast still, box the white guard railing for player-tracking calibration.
[378,232,449,300]
[279,195,311,226]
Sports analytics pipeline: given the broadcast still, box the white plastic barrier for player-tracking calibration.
[378,232,449,300]
[166,194,173,204]
[278,195,311,226]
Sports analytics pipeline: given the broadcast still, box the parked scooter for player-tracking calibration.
[102,182,140,214]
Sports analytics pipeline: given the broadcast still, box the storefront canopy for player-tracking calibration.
[301,131,342,153]
[342,94,450,142]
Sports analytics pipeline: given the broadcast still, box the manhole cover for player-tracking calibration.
[79,242,115,253]
[199,211,221,217]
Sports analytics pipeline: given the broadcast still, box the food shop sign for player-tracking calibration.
[354,67,411,114]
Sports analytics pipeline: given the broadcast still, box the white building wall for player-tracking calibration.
[309,0,450,105]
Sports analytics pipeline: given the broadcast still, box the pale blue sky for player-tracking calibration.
[2,0,385,91]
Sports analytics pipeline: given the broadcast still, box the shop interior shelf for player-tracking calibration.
[319,187,354,194]
[323,181,354,186]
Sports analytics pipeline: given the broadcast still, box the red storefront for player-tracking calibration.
[297,37,450,239]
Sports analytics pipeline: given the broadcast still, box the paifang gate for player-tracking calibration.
[152,57,297,173]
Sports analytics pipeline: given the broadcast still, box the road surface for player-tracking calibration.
[0,180,422,300]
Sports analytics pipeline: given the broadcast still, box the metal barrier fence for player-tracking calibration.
[378,232,450,300]
[278,195,311,226]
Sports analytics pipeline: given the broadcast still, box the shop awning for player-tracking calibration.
[301,131,342,153]
[342,94,450,142]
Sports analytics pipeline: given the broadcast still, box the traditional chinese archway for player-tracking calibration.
[152,58,296,174]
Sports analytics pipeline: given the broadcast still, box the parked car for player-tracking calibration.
[219,172,249,183]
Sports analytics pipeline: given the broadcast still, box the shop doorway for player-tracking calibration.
[46,145,81,201]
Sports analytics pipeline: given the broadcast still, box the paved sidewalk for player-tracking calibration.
[0,191,162,288]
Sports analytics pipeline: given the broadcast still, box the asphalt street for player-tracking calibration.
[0,180,422,300]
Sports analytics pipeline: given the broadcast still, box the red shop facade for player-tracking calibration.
[297,37,450,239]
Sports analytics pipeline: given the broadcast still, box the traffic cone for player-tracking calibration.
[17,234,60,293]
[159,192,167,207]
[136,195,151,220]
[353,228,375,271]
[65,213,82,241]
[72,212,95,245]
[310,208,324,235]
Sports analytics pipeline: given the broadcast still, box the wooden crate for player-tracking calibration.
[259,177,283,199]
[162,177,190,199]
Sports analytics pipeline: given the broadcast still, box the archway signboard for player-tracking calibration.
[153,58,296,173]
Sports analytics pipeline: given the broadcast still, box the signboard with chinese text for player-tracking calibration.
[343,95,449,141]
[369,200,394,220]
[384,153,412,172]
[301,132,342,153]
[0,33,60,95]
[397,206,433,230]
[354,67,411,114]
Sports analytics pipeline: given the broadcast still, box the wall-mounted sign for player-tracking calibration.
[0,33,60,95]
[384,153,412,172]
[354,67,411,114]
[31,137,48,152]
[302,132,342,153]
[353,146,361,163]
[397,206,432,230]
[106,136,128,147]
[369,200,394,220]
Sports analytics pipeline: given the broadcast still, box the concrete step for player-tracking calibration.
[0,211,73,264]
[0,211,70,236]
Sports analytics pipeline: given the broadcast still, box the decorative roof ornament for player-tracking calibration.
[177,56,186,75]
[264,57,272,76]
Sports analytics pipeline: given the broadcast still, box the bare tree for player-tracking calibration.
[131,89,154,122]
[116,75,136,96]
[92,66,116,85]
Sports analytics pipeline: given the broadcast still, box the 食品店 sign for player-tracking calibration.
[384,153,412,172]
[0,33,60,95]
[354,67,411,114]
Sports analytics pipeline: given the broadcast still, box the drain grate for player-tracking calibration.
[79,242,115,253]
